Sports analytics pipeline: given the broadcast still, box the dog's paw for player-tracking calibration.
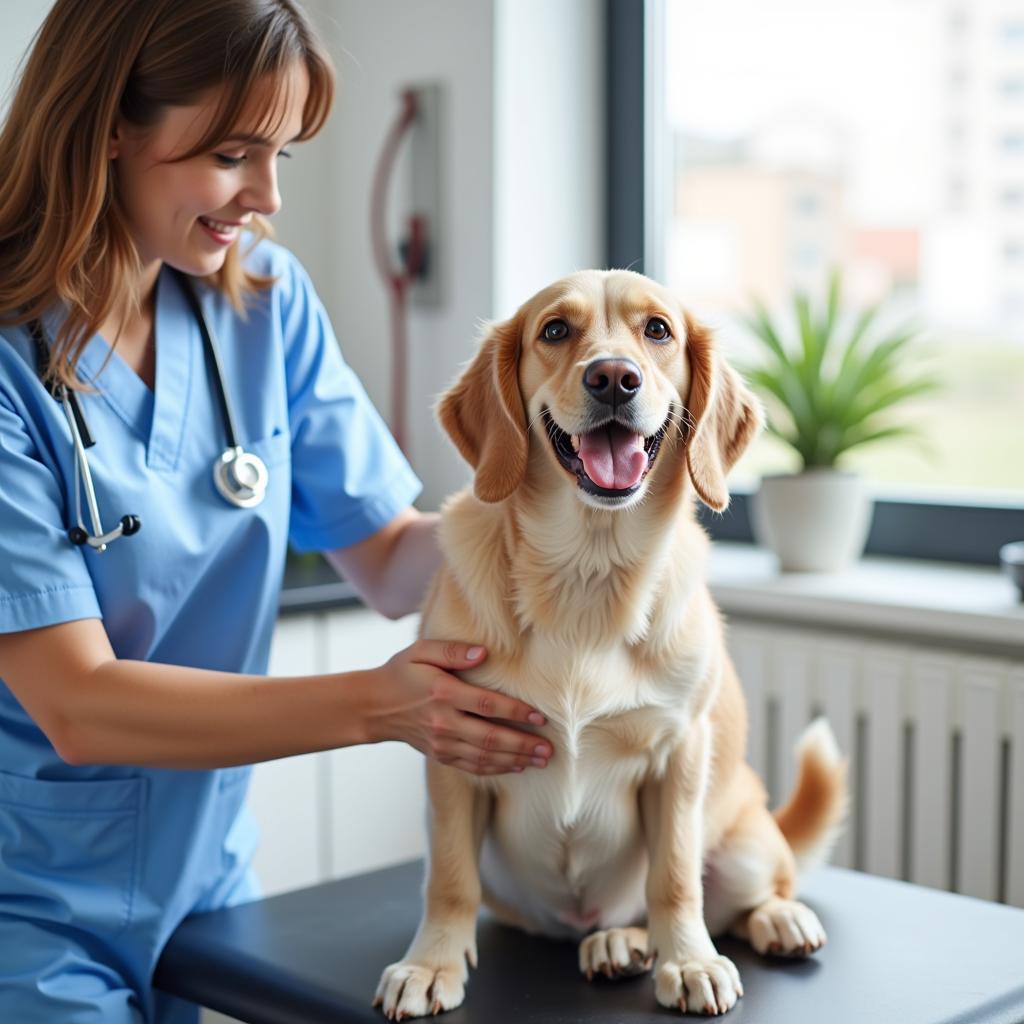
[372,960,469,1020]
[654,953,743,1015]
[579,926,653,980]
[746,897,826,958]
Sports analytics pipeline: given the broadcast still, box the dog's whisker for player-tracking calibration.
[526,406,550,435]
[665,407,696,442]
[664,411,685,433]
[670,405,696,430]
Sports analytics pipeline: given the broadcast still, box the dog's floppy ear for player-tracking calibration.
[683,314,763,512]
[436,315,528,503]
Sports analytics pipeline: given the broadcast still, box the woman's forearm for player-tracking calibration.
[57,636,550,776]
[58,658,374,769]
[5,618,551,777]
[323,509,443,621]
[375,510,443,618]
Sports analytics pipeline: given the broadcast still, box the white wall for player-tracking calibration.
[287,0,499,511]
[494,0,606,318]
[0,1,51,120]
[289,0,606,510]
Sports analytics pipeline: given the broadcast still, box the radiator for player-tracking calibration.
[726,621,1024,908]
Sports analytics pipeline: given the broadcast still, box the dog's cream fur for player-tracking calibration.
[374,271,848,1018]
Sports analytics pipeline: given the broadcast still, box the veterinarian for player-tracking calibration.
[0,1,553,1020]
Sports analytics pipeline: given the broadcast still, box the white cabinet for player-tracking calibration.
[245,607,426,898]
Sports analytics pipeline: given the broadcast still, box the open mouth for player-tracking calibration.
[543,409,668,499]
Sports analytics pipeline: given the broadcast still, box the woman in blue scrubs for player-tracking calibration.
[0,1,553,1020]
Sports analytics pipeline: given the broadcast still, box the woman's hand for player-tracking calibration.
[357,640,553,776]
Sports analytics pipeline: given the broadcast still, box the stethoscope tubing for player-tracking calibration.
[174,270,269,511]
[60,388,105,542]
[28,269,269,551]
[175,269,241,450]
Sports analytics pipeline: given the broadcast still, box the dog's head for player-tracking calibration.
[438,270,762,512]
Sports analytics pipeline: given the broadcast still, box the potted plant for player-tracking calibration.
[742,271,940,572]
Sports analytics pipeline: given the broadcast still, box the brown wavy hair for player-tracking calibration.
[0,0,335,389]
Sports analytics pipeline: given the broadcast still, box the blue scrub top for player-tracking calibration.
[0,239,421,1009]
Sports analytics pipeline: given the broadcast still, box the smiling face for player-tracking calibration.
[517,270,692,510]
[439,269,762,514]
[110,60,309,278]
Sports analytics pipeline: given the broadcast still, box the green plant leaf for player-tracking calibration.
[744,367,792,409]
[763,420,798,450]
[742,300,820,441]
[822,269,841,341]
[834,328,920,410]
[832,302,883,400]
[745,366,809,428]
[742,300,790,365]
[834,423,919,460]
[843,376,943,427]
[794,291,824,398]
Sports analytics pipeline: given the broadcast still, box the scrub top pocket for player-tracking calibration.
[243,428,292,468]
[0,771,145,940]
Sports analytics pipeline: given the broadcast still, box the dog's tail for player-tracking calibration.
[772,718,849,874]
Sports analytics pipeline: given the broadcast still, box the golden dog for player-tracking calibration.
[374,270,848,1017]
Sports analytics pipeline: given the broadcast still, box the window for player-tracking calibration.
[1002,131,1024,153]
[605,0,1024,563]
[1003,185,1024,207]
[1002,19,1024,44]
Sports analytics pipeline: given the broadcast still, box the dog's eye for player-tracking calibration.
[645,317,671,342]
[542,319,570,343]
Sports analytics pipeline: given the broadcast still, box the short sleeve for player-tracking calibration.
[0,390,101,634]
[274,252,422,552]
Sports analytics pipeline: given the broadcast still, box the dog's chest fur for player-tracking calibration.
[427,490,719,932]
[508,632,708,771]
[475,633,711,935]
[433,487,717,769]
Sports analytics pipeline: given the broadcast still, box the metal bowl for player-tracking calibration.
[1000,541,1024,601]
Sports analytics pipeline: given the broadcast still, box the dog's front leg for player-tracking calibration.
[641,714,743,1015]
[374,759,490,1019]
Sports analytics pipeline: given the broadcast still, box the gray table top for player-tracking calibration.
[155,860,1024,1023]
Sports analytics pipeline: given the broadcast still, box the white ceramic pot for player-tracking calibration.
[751,470,872,572]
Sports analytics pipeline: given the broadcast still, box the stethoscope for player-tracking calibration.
[29,268,269,553]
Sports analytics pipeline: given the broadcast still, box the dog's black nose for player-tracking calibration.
[583,358,643,407]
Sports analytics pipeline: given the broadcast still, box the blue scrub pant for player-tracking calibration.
[0,853,259,1023]
[0,849,258,1022]
[0,915,197,1023]
[0,766,258,1021]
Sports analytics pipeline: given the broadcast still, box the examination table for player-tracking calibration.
[155,859,1024,1023]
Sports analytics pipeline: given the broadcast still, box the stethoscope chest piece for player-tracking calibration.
[32,268,272,549]
[214,446,268,508]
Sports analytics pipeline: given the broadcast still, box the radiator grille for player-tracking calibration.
[727,622,1024,907]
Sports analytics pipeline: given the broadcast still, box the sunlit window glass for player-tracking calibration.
[663,0,1024,495]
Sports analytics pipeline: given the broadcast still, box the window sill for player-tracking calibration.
[279,542,1024,653]
[708,542,1024,655]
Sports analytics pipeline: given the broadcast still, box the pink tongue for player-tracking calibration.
[577,423,647,490]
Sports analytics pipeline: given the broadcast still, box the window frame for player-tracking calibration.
[605,0,1024,567]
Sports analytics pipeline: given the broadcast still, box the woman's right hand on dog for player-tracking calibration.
[359,640,553,776]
